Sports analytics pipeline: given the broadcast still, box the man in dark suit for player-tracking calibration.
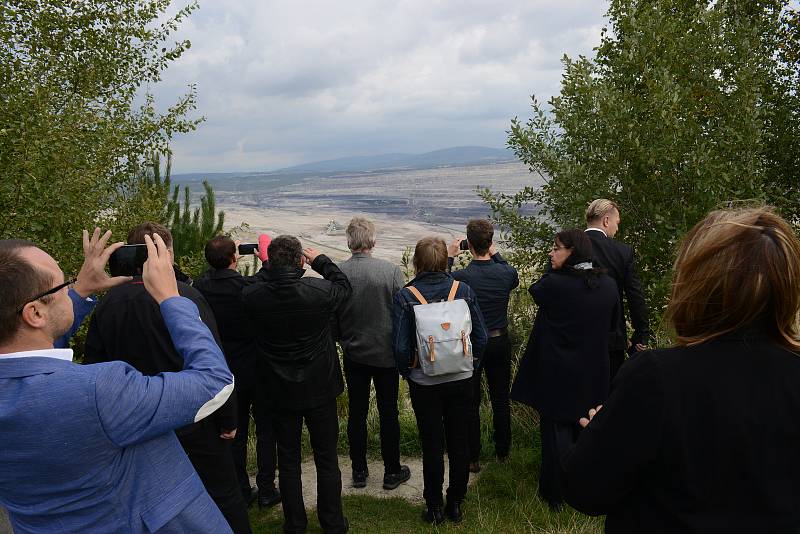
[584,199,650,379]
[193,236,280,509]
[242,236,350,534]
[84,222,250,534]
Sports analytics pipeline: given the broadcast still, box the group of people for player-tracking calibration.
[1,198,800,534]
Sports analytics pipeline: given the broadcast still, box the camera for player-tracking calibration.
[238,243,258,255]
[459,239,469,251]
[109,244,148,277]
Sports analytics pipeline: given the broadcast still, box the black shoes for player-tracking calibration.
[382,465,411,490]
[241,487,257,508]
[258,487,281,508]
[445,500,463,523]
[352,468,368,488]
[421,504,445,525]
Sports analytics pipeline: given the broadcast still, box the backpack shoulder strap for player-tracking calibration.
[447,280,460,301]
[406,285,428,305]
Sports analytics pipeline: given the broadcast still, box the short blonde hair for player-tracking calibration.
[666,207,800,350]
[346,217,376,251]
[586,199,619,223]
[413,236,448,273]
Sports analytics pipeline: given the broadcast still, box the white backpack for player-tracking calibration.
[406,281,474,377]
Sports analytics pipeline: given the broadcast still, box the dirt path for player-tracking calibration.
[251,455,480,507]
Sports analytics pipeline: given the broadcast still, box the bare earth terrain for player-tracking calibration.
[217,162,540,264]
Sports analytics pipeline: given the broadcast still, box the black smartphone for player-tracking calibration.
[238,243,258,255]
[109,244,148,277]
[459,239,469,251]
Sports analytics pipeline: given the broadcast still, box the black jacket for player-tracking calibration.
[510,269,619,421]
[193,268,258,375]
[585,230,649,350]
[564,328,800,533]
[84,279,237,432]
[242,255,351,411]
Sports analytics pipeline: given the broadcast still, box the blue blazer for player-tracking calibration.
[0,293,235,533]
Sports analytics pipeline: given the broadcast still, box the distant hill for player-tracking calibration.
[172,146,516,184]
[279,146,516,173]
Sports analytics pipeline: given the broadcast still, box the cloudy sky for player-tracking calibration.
[155,1,609,173]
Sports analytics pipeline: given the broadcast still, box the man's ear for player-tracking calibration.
[19,302,47,330]
[299,256,305,268]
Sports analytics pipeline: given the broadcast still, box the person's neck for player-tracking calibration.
[227,261,237,270]
[351,249,372,256]
[0,333,54,355]
[472,253,492,261]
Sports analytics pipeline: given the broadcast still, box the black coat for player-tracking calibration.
[510,270,619,422]
[84,278,237,432]
[193,268,258,375]
[242,255,351,412]
[585,230,649,350]
[564,328,800,533]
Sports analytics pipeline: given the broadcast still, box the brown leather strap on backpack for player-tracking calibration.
[447,280,460,301]
[406,286,427,304]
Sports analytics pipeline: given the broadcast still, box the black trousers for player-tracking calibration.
[270,400,347,534]
[178,420,252,534]
[408,377,472,506]
[538,416,580,508]
[610,349,626,381]
[343,358,401,475]
[232,370,277,497]
[468,334,512,462]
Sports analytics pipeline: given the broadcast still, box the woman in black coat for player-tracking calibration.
[564,208,800,533]
[510,229,619,509]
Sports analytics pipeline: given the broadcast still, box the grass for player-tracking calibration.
[247,445,602,533]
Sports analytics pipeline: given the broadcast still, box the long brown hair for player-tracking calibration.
[666,207,800,350]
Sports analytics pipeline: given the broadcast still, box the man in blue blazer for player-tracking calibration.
[0,229,237,533]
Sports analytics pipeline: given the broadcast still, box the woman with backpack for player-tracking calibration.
[510,229,619,510]
[392,236,488,525]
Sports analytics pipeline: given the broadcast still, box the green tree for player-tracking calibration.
[0,0,201,274]
[483,0,800,328]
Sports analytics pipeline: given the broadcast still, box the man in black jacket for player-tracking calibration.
[193,236,280,509]
[447,219,519,472]
[242,236,350,534]
[584,199,650,378]
[84,222,250,534]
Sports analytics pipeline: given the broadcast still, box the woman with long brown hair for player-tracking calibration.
[565,207,800,532]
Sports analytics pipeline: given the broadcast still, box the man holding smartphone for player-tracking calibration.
[0,229,236,532]
[194,236,280,509]
[84,222,249,533]
[448,219,519,472]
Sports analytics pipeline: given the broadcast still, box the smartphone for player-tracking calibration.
[238,243,258,255]
[109,244,148,277]
[459,239,469,251]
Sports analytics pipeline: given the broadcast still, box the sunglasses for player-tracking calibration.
[17,278,76,314]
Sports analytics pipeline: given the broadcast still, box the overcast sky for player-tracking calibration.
[155,1,609,173]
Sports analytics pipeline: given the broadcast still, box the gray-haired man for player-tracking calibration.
[336,217,411,490]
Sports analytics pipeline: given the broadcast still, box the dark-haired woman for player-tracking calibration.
[565,208,800,532]
[510,229,619,509]
[393,236,488,525]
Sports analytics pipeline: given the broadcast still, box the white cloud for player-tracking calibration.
[155,0,609,172]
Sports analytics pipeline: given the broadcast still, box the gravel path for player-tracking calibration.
[252,455,481,507]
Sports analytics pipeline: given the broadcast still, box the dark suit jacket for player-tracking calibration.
[585,229,649,350]
[84,279,237,432]
[564,328,800,533]
[242,255,351,412]
[510,269,619,421]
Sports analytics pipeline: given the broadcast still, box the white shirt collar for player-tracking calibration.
[0,348,74,362]
[585,227,607,237]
